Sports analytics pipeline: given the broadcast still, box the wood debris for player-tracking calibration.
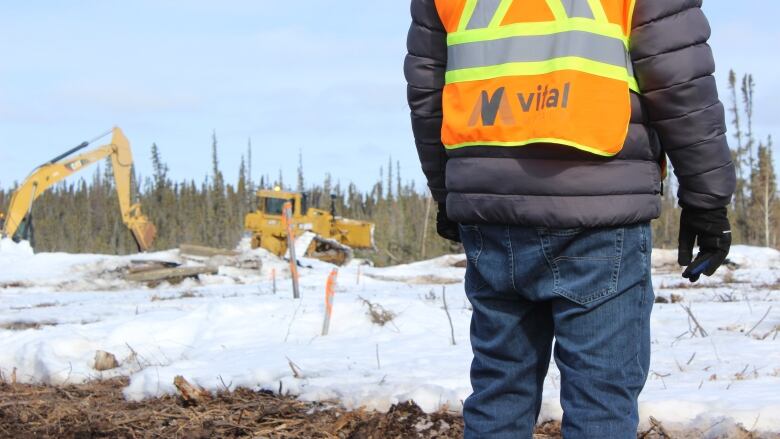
[93,350,119,371]
[124,266,218,284]
[173,375,211,404]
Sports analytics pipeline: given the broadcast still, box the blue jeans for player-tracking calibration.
[460,223,654,439]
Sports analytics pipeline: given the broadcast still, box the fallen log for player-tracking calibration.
[179,244,239,258]
[127,260,181,275]
[124,266,218,284]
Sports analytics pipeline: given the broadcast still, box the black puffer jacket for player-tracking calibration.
[405,0,736,228]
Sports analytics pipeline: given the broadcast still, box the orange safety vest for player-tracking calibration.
[435,0,637,156]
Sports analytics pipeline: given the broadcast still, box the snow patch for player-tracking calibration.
[0,245,778,434]
[0,238,34,257]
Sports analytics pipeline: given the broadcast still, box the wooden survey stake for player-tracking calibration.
[282,202,301,299]
[322,269,338,336]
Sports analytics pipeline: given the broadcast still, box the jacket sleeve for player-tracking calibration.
[631,0,736,209]
[404,0,449,203]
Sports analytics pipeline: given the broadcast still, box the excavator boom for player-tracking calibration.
[1,127,157,252]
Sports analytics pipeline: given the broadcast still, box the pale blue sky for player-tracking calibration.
[1,1,778,191]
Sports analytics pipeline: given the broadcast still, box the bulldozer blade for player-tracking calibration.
[306,235,354,266]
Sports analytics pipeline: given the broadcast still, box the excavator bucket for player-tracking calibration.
[129,219,157,252]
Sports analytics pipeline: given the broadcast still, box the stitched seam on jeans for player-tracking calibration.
[474,226,483,266]
[462,226,483,266]
[506,226,518,294]
[538,232,559,294]
[613,227,625,289]
[466,266,489,292]
[634,244,649,383]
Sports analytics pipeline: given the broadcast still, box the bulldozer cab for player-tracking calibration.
[257,189,304,217]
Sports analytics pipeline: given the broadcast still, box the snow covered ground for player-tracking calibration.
[1,238,778,436]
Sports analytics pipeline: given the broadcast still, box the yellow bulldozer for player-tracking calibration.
[0,127,157,252]
[244,188,374,265]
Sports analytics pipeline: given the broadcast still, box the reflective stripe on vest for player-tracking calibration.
[435,0,638,156]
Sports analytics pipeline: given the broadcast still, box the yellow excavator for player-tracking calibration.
[0,127,157,252]
[245,188,375,265]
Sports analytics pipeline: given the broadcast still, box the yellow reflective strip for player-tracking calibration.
[488,0,513,28]
[628,76,639,93]
[444,138,618,157]
[446,57,634,85]
[448,19,626,45]
[586,0,608,23]
[545,0,567,21]
[458,0,479,32]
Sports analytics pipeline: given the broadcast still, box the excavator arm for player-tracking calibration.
[1,127,157,252]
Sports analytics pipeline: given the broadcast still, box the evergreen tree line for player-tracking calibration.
[1,133,457,265]
[1,71,776,263]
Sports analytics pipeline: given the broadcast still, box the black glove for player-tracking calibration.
[436,202,461,243]
[678,206,731,282]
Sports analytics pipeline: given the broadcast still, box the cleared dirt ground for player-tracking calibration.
[0,378,523,438]
[0,379,769,438]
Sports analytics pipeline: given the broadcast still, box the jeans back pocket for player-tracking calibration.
[540,227,624,305]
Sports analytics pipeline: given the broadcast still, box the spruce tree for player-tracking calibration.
[386,156,393,200]
[150,143,168,192]
[247,138,254,190]
[297,149,305,192]
[728,71,748,243]
[749,137,776,247]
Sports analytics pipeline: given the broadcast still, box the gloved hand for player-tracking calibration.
[436,202,461,243]
[678,206,731,282]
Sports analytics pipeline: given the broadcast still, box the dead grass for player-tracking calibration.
[9,302,60,311]
[150,291,202,302]
[35,302,58,308]
[359,297,397,327]
[755,280,780,291]
[0,378,473,438]
[362,273,462,285]
[0,320,58,331]
[0,379,773,438]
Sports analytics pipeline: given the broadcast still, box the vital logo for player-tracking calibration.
[468,83,571,127]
